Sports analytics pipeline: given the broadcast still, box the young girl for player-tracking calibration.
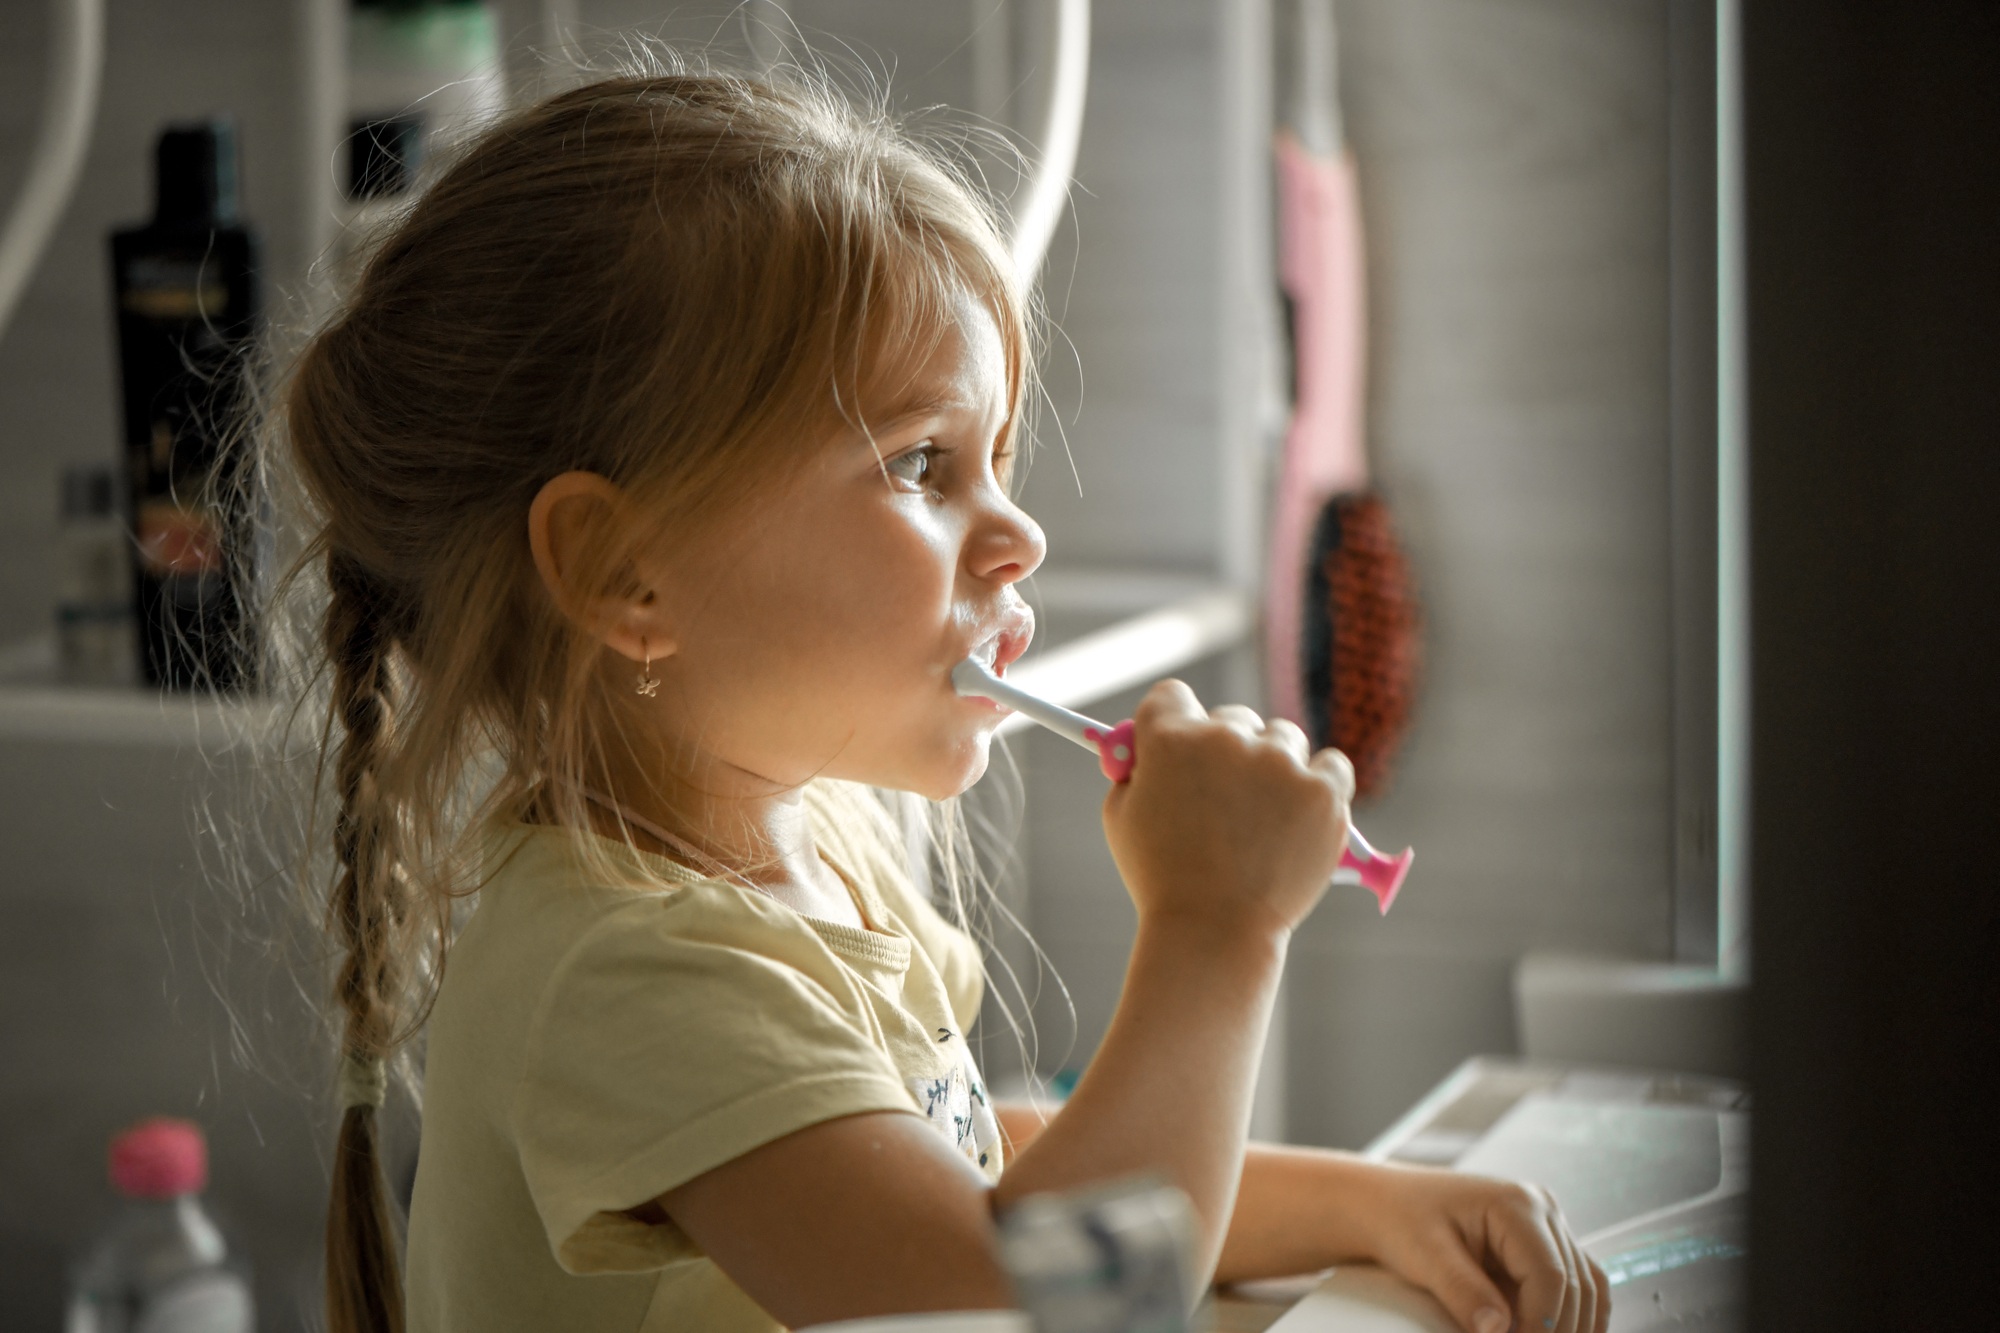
[280,67,1608,1333]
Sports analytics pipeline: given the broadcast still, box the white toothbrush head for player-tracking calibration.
[953,655,1002,697]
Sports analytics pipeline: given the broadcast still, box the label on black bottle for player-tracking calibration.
[119,257,230,322]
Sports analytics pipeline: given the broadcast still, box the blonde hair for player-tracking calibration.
[272,64,1031,1333]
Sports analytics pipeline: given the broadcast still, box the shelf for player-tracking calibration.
[0,634,281,748]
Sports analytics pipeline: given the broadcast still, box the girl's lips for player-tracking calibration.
[990,623,1031,674]
[963,611,1034,677]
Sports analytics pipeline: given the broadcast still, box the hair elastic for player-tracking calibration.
[339,1051,387,1110]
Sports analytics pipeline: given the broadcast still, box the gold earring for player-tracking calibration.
[636,638,660,697]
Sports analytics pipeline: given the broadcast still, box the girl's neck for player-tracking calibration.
[569,761,863,927]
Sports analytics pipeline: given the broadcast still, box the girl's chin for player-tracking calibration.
[905,733,994,802]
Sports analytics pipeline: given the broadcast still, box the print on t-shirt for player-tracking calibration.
[909,1063,1002,1173]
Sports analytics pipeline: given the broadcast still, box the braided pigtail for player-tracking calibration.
[323,551,409,1333]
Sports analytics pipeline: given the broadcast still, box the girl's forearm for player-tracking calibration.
[1214,1143,1382,1284]
[995,1099,1382,1286]
[990,919,1288,1282]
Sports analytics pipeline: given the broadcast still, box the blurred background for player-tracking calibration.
[1,1,1990,1330]
[0,0,1723,1324]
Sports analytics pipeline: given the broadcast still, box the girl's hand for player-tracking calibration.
[1101,680,1354,941]
[1358,1162,1612,1333]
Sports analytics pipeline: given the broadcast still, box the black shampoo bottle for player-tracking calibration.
[109,121,260,690]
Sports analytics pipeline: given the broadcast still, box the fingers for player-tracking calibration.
[1134,678,1205,728]
[1541,1195,1608,1333]
[1208,703,1265,739]
[1309,746,1357,807]
[1418,1242,1514,1333]
[1577,1239,1611,1333]
[1552,1222,1591,1333]
[1205,705,1314,765]
[1377,1173,1607,1333]
[1144,688,1314,765]
[1264,716,1312,764]
[1487,1188,1577,1333]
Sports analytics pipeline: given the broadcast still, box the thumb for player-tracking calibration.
[1420,1247,1514,1333]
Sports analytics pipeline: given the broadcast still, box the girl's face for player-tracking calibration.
[641,289,1044,800]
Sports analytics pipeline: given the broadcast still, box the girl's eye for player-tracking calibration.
[885,445,937,490]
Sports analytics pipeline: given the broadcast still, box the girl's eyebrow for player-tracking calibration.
[868,390,979,435]
[857,397,999,455]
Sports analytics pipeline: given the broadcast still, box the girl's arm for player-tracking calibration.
[998,1099,1608,1333]
[653,924,1287,1326]
[983,682,1343,1281]
[1222,1148,1610,1333]
[987,917,1289,1278]
[659,682,1351,1324]
[658,925,1291,1327]
[658,915,1285,1328]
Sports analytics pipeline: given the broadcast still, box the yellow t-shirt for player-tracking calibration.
[404,781,1002,1333]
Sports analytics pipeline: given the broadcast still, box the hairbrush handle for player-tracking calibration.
[953,658,1411,912]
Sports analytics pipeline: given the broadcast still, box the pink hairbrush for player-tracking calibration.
[953,657,1413,914]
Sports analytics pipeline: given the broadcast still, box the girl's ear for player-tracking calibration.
[528,471,674,663]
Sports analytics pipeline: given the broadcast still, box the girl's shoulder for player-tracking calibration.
[452,820,692,984]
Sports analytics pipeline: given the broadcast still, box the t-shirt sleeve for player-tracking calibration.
[512,893,919,1275]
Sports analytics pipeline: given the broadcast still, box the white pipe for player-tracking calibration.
[297,0,345,270]
[996,588,1253,735]
[0,0,104,345]
[1288,0,1340,156]
[1217,0,1279,595]
[1007,0,1089,286]
[1716,0,1751,982]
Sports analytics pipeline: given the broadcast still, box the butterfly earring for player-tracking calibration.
[636,638,660,697]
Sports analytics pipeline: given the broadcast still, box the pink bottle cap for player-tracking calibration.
[109,1117,208,1199]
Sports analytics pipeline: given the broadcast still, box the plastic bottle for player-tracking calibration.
[65,1118,255,1333]
[108,122,261,692]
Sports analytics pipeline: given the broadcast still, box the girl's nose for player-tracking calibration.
[967,499,1046,586]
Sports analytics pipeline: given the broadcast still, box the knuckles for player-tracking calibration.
[1494,1181,1548,1223]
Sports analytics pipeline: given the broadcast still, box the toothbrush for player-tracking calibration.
[954,657,1413,914]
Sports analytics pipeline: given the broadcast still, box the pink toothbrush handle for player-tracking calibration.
[1082,716,1410,913]
[1339,842,1415,915]
[1082,719,1137,783]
